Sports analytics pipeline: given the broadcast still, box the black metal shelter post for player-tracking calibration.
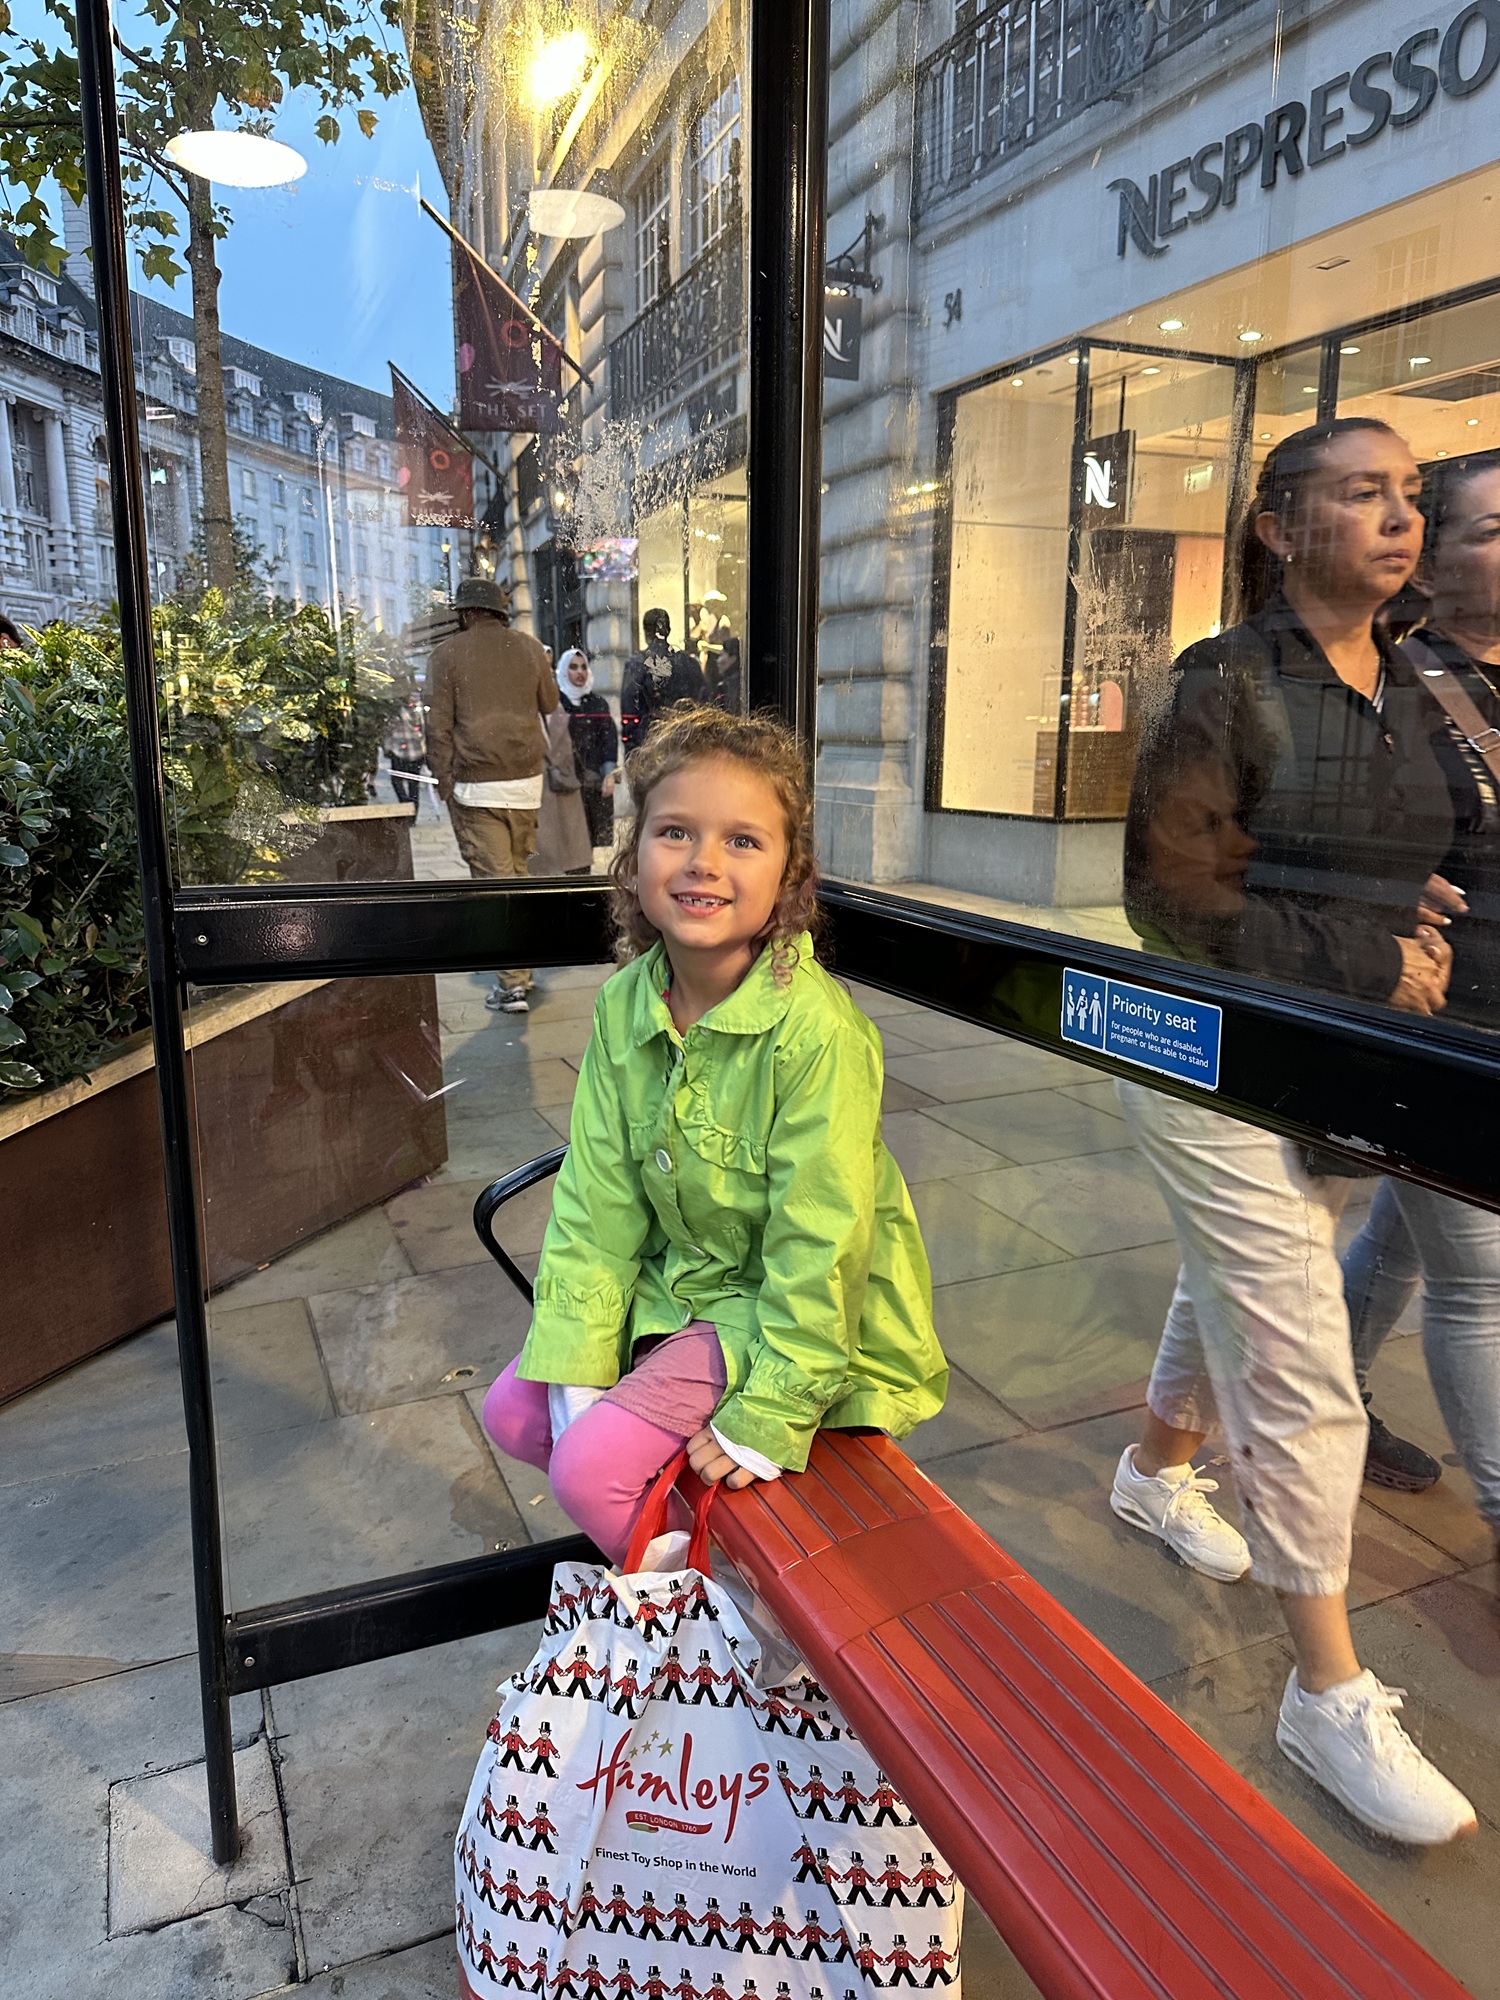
[77,0,241,1864]
[747,0,831,741]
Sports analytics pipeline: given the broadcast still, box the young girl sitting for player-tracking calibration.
[482,705,948,1561]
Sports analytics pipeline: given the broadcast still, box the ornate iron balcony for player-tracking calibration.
[915,0,1254,214]
[609,222,745,426]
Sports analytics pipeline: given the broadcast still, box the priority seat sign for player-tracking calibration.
[1061,967,1222,1091]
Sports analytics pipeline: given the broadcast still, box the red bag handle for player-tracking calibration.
[622,1450,717,1575]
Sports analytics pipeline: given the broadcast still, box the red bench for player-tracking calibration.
[476,1156,1468,2000]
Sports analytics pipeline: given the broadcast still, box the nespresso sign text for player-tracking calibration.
[1108,0,1500,258]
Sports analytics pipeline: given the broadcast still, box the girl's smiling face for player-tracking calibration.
[635,756,790,966]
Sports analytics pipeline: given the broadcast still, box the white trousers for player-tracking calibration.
[1118,1082,1366,1598]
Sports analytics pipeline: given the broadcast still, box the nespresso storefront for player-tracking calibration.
[926,0,1500,878]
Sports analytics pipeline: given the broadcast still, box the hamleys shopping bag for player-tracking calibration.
[454,1455,963,1997]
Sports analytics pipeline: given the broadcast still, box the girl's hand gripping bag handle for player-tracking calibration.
[622,1448,716,1575]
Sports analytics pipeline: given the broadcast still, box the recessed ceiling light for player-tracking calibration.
[1067,354,1080,364]
[1468,417,1480,426]
[1302,385,1317,393]
[1410,355,1432,367]
[1340,345,1361,355]
[1260,431,1272,440]
[1010,376,1024,387]
[1142,366,1161,375]
[1438,450,1449,457]
[1158,317,1184,332]
[1238,330,1264,344]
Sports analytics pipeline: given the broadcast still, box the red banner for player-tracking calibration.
[392,372,474,527]
[453,239,563,436]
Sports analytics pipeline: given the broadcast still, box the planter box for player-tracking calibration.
[1,801,444,1406]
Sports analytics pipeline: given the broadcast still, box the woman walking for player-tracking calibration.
[556,647,620,854]
[1112,418,1473,1844]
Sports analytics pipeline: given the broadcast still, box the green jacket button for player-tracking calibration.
[655,1148,672,1173]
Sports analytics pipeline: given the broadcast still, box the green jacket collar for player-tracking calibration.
[628,933,813,1047]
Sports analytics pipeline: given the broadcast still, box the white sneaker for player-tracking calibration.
[1109,1445,1251,1582]
[1276,1669,1477,1845]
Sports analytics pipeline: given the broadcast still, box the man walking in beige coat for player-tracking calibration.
[425,576,558,1013]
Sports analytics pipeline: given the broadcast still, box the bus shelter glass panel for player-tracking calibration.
[819,0,1500,1974]
[820,0,1500,1042]
[187,962,606,1616]
[109,0,750,891]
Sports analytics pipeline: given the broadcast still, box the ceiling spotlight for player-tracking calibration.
[1438,450,1449,457]
[1260,431,1272,440]
[1158,317,1184,332]
[1142,366,1161,375]
[165,130,307,187]
[1340,344,1361,355]
[1409,355,1432,367]
[1238,329,1264,344]
[1010,376,1024,387]
[525,28,590,108]
[1468,417,1481,426]
[1302,385,1318,393]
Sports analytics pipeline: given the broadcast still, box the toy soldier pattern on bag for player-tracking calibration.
[455,1557,962,2000]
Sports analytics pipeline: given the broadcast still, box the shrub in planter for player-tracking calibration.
[1,596,402,1094]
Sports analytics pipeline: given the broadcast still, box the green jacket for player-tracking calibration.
[518,935,947,1470]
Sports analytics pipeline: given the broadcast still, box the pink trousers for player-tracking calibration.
[481,1331,725,1564]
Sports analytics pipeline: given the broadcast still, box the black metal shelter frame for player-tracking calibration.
[79,0,1500,1867]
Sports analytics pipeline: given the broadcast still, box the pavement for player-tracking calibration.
[2,814,1495,1996]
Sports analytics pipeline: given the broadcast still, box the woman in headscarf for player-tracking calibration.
[530,651,594,877]
[554,647,620,853]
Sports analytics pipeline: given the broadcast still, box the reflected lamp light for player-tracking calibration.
[165,130,307,187]
[525,29,591,108]
[527,188,625,237]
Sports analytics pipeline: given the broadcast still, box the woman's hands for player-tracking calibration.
[686,1426,760,1489]
[1390,927,1453,1014]
[1418,872,1468,926]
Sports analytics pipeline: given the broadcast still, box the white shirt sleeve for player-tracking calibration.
[710,1422,783,1482]
[548,1383,606,1440]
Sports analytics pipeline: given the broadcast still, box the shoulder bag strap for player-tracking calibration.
[1405,633,1500,787]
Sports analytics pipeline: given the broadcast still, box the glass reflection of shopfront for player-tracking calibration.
[828,0,1500,1021]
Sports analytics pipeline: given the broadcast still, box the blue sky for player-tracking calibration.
[7,0,457,401]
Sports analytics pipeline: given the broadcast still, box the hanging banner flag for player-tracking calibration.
[453,239,563,436]
[392,371,475,526]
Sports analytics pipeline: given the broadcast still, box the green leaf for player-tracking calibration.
[0,842,27,866]
[0,1059,42,1091]
[0,1018,25,1047]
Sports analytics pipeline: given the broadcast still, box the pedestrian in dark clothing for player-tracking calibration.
[619,608,705,752]
[556,647,620,850]
[708,634,742,714]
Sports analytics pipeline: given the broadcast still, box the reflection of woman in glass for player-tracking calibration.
[1112,420,1474,1844]
[555,648,620,853]
[1342,449,1500,1555]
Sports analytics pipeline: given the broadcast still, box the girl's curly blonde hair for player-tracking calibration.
[609,703,822,980]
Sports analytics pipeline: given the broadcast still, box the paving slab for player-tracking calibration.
[955,1149,1177,1256]
[434,1039,580,1106]
[904,1363,1030,1464]
[1052,1077,1131,1122]
[431,1104,574,1185]
[929,1085,1136,1165]
[308,1261,533,1415]
[108,1736,287,1936]
[208,1299,336,1440]
[0,1656,269,2000]
[883,1039,1085,1104]
[252,1933,458,1998]
[0,1320,185,1488]
[933,1240,1177,1428]
[218,1395,528,1610]
[272,1628,541,1968]
[910,1179,1072,1287]
[215,1209,414,1311]
[845,981,929,1019]
[880,1108,1014,1182]
[386,1175,555,1276]
[0,1444,199,1664]
[879,1009,1011,1052]
[1151,1604,1499,2000]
